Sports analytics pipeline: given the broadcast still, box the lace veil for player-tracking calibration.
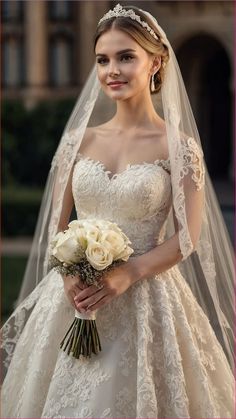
[12,5,235,371]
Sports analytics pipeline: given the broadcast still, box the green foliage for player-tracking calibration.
[2,187,43,236]
[2,98,74,187]
[2,98,74,236]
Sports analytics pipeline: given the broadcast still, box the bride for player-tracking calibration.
[1,4,234,418]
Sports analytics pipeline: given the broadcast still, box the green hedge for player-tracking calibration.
[2,98,75,236]
[2,187,43,236]
[2,98,74,188]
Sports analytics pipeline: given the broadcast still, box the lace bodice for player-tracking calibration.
[72,153,172,256]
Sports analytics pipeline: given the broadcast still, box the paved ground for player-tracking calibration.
[2,237,32,255]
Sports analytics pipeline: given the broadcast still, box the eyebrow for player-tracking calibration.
[96,48,136,57]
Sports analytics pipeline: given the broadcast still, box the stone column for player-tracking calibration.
[76,1,110,85]
[25,0,48,87]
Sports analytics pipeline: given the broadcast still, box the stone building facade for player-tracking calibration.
[1,0,234,180]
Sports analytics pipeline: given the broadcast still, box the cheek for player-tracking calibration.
[128,66,150,90]
[96,66,107,84]
[128,60,150,78]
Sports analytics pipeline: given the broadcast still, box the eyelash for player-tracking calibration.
[97,55,134,65]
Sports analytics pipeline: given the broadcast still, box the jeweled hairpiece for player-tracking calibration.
[98,3,159,41]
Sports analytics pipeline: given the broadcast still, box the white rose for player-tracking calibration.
[50,231,64,247]
[85,241,113,270]
[90,219,109,230]
[68,220,84,230]
[52,230,82,264]
[99,230,126,259]
[115,245,134,261]
[69,220,101,248]
[109,223,132,245]
[73,227,88,251]
[78,220,104,243]
[108,222,123,233]
[49,231,64,254]
[86,226,101,242]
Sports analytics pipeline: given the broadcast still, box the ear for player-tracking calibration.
[150,55,161,74]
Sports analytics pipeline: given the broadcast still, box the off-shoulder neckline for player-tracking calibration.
[75,152,170,181]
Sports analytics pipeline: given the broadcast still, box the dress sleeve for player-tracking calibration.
[180,136,205,192]
[174,136,205,259]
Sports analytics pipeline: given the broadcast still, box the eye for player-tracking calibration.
[97,57,108,65]
[120,54,134,62]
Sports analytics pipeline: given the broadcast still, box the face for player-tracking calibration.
[95,28,156,101]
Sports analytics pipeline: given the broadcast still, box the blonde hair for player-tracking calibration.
[94,5,169,94]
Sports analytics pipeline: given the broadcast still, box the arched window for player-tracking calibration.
[49,0,72,21]
[49,37,73,86]
[177,35,232,179]
[2,37,24,87]
[1,0,23,21]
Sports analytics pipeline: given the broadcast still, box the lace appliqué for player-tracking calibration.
[41,353,112,418]
[170,136,206,260]
[181,136,205,191]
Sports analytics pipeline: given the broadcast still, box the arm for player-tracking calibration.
[132,169,205,281]
[49,124,93,236]
[51,162,87,308]
[51,166,74,233]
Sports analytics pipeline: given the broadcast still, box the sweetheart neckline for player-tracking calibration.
[75,152,170,181]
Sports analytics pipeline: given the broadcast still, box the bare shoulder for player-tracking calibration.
[78,122,112,154]
[151,120,169,160]
[78,127,97,153]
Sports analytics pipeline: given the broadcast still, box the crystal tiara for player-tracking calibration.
[98,3,159,41]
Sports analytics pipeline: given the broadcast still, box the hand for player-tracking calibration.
[74,259,140,314]
[62,274,88,310]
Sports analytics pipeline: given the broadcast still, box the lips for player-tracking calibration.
[107,81,127,86]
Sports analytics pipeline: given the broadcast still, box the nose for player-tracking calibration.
[108,60,120,77]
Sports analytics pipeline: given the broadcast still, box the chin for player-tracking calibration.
[106,88,137,102]
[110,93,130,101]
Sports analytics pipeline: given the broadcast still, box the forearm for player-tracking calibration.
[130,232,183,282]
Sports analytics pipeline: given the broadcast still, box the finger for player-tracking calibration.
[66,293,77,310]
[86,295,110,312]
[81,280,90,289]
[70,288,79,298]
[74,280,84,290]
[73,286,90,301]
[78,280,90,291]
[75,289,107,310]
[75,288,107,310]
[74,282,104,302]
[75,284,83,291]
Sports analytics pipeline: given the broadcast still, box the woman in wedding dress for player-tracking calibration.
[1,4,234,418]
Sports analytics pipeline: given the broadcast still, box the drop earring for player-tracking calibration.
[151,74,155,92]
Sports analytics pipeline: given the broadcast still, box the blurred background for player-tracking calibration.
[2,0,234,319]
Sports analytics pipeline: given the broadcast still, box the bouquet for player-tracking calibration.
[49,218,134,359]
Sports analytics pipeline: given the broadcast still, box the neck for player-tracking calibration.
[112,89,161,131]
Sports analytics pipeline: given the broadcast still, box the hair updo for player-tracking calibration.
[94,5,169,94]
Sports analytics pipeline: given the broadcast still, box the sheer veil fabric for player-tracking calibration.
[6,5,235,374]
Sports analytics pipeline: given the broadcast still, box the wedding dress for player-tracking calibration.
[1,151,234,418]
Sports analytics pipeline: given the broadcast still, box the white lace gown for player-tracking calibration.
[1,153,234,418]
